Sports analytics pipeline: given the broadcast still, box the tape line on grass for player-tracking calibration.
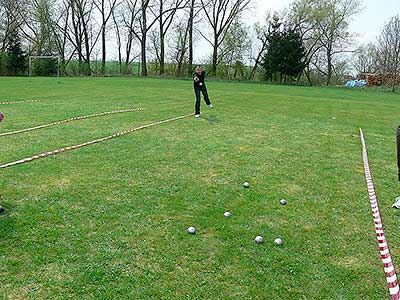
[0,100,40,105]
[360,128,400,300]
[0,113,194,169]
[0,108,145,137]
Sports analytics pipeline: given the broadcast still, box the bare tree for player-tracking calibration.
[120,0,140,73]
[173,0,201,76]
[187,0,195,75]
[120,0,152,76]
[111,3,123,73]
[289,0,323,86]
[17,0,59,56]
[58,0,99,74]
[152,0,189,75]
[170,17,189,76]
[314,0,362,85]
[378,15,400,92]
[199,0,251,75]
[149,27,161,72]
[94,0,120,74]
[52,0,73,68]
[352,43,376,75]
[0,0,25,51]
[169,1,201,77]
[249,13,271,79]
[220,16,250,79]
[121,0,190,76]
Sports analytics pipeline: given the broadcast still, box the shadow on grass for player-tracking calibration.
[201,114,220,124]
[0,198,16,240]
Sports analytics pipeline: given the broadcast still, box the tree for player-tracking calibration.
[289,0,323,86]
[281,29,306,81]
[220,17,250,79]
[288,0,362,86]
[56,0,98,75]
[263,15,306,83]
[153,0,188,75]
[94,0,120,74]
[122,0,186,76]
[21,0,61,76]
[169,0,202,76]
[378,15,400,92]
[199,0,251,75]
[170,18,189,76]
[6,28,26,75]
[149,27,161,73]
[314,0,362,85]
[0,0,24,52]
[119,0,141,74]
[187,0,195,75]
[352,43,376,75]
[111,3,123,73]
[262,15,282,81]
[249,13,272,80]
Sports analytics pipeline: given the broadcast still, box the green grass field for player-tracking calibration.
[1,77,400,299]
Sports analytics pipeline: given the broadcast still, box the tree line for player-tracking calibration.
[0,0,399,87]
[353,15,400,91]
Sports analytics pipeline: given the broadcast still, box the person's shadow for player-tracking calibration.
[201,114,219,124]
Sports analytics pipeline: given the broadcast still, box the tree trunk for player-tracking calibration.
[326,45,332,86]
[141,36,147,76]
[159,34,165,75]
[159,1,165,75]
[177,23,190,77]
[305,66,313,87]
[211,34,218,75]
[112,9,122,74]
[77,2,91,75]
[250,51,264,80]
[102,27,106,74]
[125,30,133,74]
[141,4,147,77]
[101,0,106,74]
[188,0,194,76]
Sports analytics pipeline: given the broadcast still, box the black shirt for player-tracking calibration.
[193,71,206,88]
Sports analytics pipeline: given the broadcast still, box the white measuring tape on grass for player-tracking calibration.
[0,100,40,105]
[0,113,194,169]
[360,128,400,300]
[0,108,145,137]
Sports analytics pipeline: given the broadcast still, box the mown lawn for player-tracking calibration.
[1,77,400,299]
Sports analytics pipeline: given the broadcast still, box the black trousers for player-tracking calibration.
[194,85,211,115]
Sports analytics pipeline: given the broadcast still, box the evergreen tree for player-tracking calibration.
[263,15,283,81]
[262,16,306,82]
[6,30,26,76]
[280,29,306,82]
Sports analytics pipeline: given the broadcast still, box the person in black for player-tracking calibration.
[193,65,213,117]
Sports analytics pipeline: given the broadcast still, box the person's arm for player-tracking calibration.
[200,71,206,85]
[193,74,199,82]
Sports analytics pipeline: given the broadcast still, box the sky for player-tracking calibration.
[104,0,400,62]
[194,0,400,61]
[254,0,399,43]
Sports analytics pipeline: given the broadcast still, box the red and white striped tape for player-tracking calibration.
[0,113,194,169]
[0,100,40,105]
[0,108,145,137]
[360,128,400,300]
